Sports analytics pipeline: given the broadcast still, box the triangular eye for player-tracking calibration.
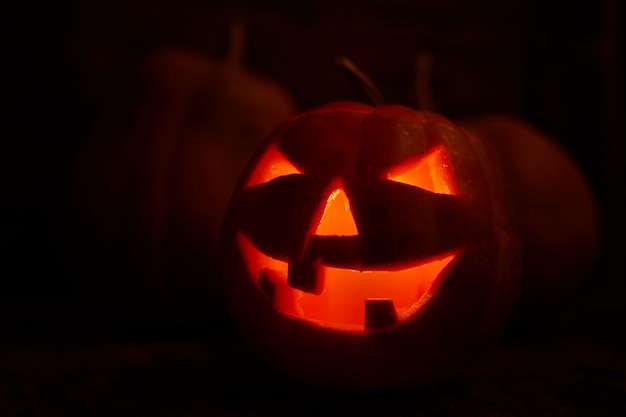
[384,144,459,195]
[245,145,302,188]
[314,183,358,236]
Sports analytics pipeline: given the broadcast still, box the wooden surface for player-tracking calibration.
[1,327,625,416]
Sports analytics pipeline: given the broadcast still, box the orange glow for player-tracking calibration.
[238,233,458,332]
[314,186,358,236]
[385,144,459,195]
[245,145,302,188]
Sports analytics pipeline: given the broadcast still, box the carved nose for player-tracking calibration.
[289,181,357,294]
[313,182,358,237]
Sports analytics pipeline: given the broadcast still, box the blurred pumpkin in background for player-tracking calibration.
[58,21,295,325]
[415,51,599,294]
[458,115,599,294]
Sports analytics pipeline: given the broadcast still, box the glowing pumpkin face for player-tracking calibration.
[238,144,462,331]
[220,102,521,388]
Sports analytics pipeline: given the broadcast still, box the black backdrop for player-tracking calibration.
[0,0,624,414]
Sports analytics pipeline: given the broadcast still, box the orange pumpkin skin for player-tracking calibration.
[220,102,522,388]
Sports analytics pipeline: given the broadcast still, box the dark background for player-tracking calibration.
[1,0,624,415]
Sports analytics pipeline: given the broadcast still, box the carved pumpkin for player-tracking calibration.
[220,101,522,388]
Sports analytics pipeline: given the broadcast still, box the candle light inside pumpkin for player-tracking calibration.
[236,130,463,331]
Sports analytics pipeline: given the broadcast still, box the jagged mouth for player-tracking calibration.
[237,232,461,332]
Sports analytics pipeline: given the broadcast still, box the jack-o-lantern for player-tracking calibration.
[220,101,522,388]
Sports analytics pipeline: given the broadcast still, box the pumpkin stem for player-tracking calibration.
[226,19,246,67]
[415,51,436,111]
[335,57,385,106]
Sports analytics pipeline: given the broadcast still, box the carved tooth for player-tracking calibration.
[287,259,325,294]
[365,299,398,330]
